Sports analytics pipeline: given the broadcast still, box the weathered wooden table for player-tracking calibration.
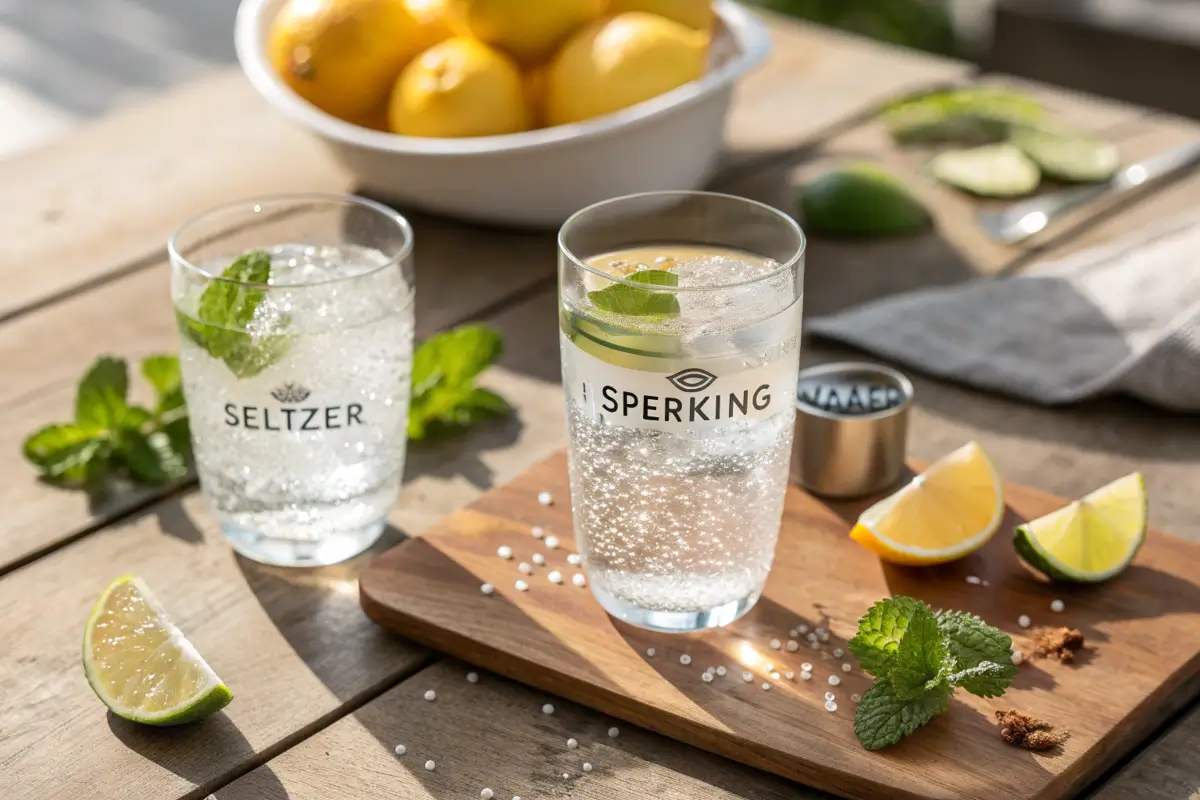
[1,14,1196,800]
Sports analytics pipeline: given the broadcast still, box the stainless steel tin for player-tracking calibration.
[791,362,913,498]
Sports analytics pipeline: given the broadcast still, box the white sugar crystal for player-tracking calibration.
[497,545,513,560]
[394,744,406,756]
[515,579,529,592]
[1012,650,1025,666]
[546,535,560,550]
[797,624,810,634]
[761,682,771,691]
[538,491,553,506]
[567,553,582,566]
[832,648,844,658]
[572,573,587,587]
[800,671,812,681]
[518,562,533,575]
[828,675,841,686]
[716,666,727,676]
[801,662,813,672]
[424,690,437,701]
[467,672,480,684]
[646,647,656,657]
[701,672,714,683]
[1019,614,1032,628]
[679,654,692,665]
[966,575,982,585]
[786,640,799,652]
[841,663,852,673]
[532,553,546,566]
[769,638,782,650]
[567,738,578,749]
[532,526,544,539]
[742,671,753,682]
[480,583,494,595]
[582,763,593,773]
[543,703,555,715]
[481,790,494,800]
[608,726,620,738]
[784,670,795,680]
[1051,599,1065,613]
[425,760,436,771]
[548,570,563,584]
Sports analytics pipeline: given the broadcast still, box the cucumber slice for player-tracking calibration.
[1012,128,1120,183]
[928,144,1041,197]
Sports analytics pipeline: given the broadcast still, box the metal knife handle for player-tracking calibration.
[1113,139,1200,190]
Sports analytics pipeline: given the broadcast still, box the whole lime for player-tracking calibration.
[799,164,931,237]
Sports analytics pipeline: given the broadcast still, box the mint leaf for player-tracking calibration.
[409,325,508,440]
[76,356,129,430]
[119,406,154,431]
[162,417,193,461]
[23,424,106,481]
[945,661,1016,698]
[587,269,681,317]
[848,596,923,677]
[182,250,290,379]
[117,430,187,485]
[142,354,180,395]
[854,680,950,751]
[937,609,1015,668]
[889,601,949,699]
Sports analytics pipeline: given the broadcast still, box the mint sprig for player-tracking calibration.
[408,325,510,440]
[177,250,291,379]
[850,596,1018,750]
[587,269,681,317]
[23,355,190,494]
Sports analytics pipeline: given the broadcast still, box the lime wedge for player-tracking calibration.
[928,144,1041,197]
[84,575,232,725]
[1014,473,1147,582]
[1011,128,1120,183]
[800,164,931,237]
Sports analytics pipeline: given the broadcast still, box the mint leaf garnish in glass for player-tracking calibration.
[587,269,681,317]
[177,250,291,379]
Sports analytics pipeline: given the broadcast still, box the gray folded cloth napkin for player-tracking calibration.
[806,213,1200,412]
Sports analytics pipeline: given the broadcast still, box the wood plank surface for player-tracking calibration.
[0,289,568,800]
[209,660,810,800]
[1091,704,1200,800]
[361,451,1200,800]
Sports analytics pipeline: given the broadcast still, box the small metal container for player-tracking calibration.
[791,362,914,498]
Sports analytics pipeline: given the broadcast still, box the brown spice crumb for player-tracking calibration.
[1032,627,1085,662]
[996,710,1070,751]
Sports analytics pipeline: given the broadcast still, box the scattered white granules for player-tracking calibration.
[769,638,782,650]
[825,701,838,712]
[1051,599,1065,613]
[701,672,714,683]
[543,704,555,715]
[806,632,818,643]
[786,640,799,652]
[545,536,560,550]
[1012,650,1025,666]
[784,670,795,681]
[515,580,529,592]
[467,672,480,684]
[425,760,436,771]
[966,575,982,585]
[608,727,620,738]
[742,671,753,683]
[424,690,437,701]
[788,628,798,638]
[481,583,494,596]
[497,545,513,560]
[394,744,406,756]
[548,570,563,584]
[582,763,593,773]
[679,654,692,665]
[797,624,810,634]
[825,692,835,701]
[532,554,546,566]
[761,682,771,691]
[817,631,830,643]
[646,647,656,657]
[801,662,813,672]
[770,671,781,680]
[832,648,844,658]
[532,526,544,539]
[828,675,841,686]
[841,663,852,673]
[567,553,582,566]
[518,562,533,575]
[567,738,578,749]
[572,573,587,587]
[538,491,553,506]
[481,789,494,800]
[1019,614,1032,628]
[851,694,862,704]
[800,671,813,681]
[716,666,727,676]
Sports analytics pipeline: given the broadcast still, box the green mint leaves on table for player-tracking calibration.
[23,355,190,492]
[587,269,681,317]
[408,325,510,441]
[850,596,1018,750]
[178,250,291,379]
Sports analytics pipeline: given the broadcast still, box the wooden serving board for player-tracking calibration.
[360,451,1200,800]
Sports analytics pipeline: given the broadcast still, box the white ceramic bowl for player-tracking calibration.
[235,0,771,227]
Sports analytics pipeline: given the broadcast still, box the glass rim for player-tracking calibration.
[167,192,414,289]
[557,190,806,293]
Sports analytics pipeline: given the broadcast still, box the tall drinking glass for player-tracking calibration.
[169,194,415,567]
[559,191,805,633]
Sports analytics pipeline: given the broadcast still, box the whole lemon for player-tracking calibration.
[405,0,454,51]
[546,12,707,127]
[388,38,533,137]
[269,0,422,120]
[606,0,714,31]
[444,0,603,64]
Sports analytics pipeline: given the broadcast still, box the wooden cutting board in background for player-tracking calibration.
[360,450,1200,800]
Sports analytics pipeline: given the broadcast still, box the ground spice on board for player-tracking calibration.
[996,710,1070,751]
[1032,627,1085,662]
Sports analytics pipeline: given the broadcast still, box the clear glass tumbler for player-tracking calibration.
[169,194,415,567]
[559,191,805,632]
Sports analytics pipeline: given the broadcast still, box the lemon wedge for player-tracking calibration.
[850,441,1004,565]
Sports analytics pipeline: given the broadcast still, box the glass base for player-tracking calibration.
[221,518,385,567]
[590,582,760,633]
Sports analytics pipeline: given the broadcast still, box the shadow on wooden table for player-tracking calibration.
[107,710,288,799]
